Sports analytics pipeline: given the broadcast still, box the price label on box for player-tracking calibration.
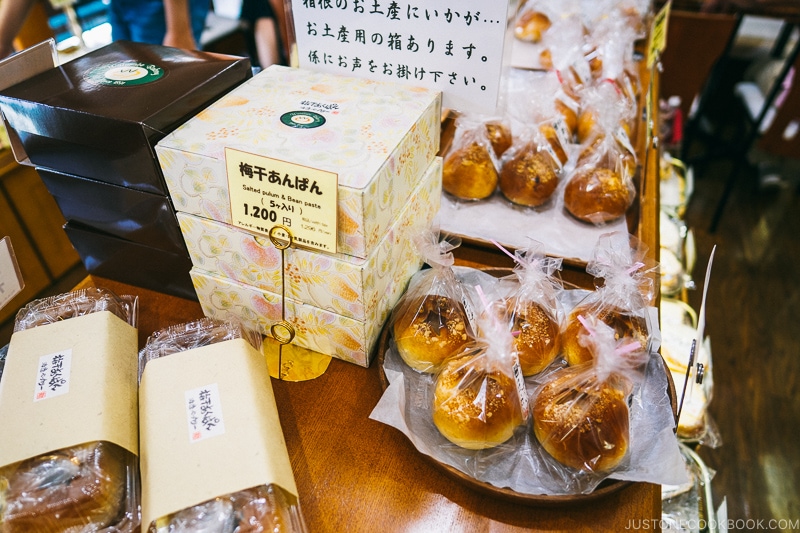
[225,148,339,254]
[0,237,24,311]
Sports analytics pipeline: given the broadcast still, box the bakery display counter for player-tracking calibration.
[73,274,660,532]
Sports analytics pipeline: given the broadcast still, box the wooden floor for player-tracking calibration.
[682,146,800,526]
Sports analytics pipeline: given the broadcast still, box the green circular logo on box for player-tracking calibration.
[86,61,164,86]
[280,111,326,129]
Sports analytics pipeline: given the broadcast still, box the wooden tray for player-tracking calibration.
[375,269,678,507]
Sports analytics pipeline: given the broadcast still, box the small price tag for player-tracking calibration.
[185,383,226,443]
[647,0,671,68]
[552,118,572,152]
[541,140,563,170]
[226,147,339,253]
[0,237,24,312]
[511,355,530,419]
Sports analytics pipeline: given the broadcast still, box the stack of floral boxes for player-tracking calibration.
[156,65,442,366]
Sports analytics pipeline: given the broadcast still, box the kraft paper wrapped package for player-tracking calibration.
[156,64,441,259]
[138,318,307,533]
[0,287,141,532]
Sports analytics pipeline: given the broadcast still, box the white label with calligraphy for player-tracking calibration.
[291,0,510,114]
[33,349,72,402]
[185,383,226,443]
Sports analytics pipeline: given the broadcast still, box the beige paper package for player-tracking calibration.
[0,287,140,533]
[138,318,307,533]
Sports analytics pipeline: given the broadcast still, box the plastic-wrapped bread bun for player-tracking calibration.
[533,315,648,473]
[393,293,472,372]
[532,364,630,472]
[485,120,513,158]
[514,9,551,42]
[499,144,560,208]
[561,233,654,367]
[391,230,475,373]
[432,313,527,450]
[442,117,500,201]
[482,242,564,376]
[562,303,649,366]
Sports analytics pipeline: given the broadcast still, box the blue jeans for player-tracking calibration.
[108,0,208,46]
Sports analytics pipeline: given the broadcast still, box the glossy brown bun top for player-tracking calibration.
[499,145,560,208]
[433,351,525,450]
[442,141,499,201]
[563,167,634,224]
[393,293,473,373]
[532,366,629,472]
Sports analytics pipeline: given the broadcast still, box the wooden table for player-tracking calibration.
[76,275,660,533]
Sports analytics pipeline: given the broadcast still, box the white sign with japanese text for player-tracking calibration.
[291,0,511,114]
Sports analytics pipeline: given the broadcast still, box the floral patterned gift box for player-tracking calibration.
[190,265,410,368]
[156,65,441,260]
[178,159,441,323]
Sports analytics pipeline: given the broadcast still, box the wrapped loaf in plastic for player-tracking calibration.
[0,287,140,533]
[138,317,308,533]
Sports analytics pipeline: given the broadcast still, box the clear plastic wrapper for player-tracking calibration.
[13,286,138,332]
[0,287,140,533]
[562,80,638,226]
[390,230,476,373]
[531,313,648,476]
[487,242,564,376]
[138,316,262,382]
[432,312,528,451]
[441,114,502,201]
[139,317,308,533]
[561,232,655,366]
[372,266,687,496]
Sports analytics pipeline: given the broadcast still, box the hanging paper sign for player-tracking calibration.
[290,0,511,114]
